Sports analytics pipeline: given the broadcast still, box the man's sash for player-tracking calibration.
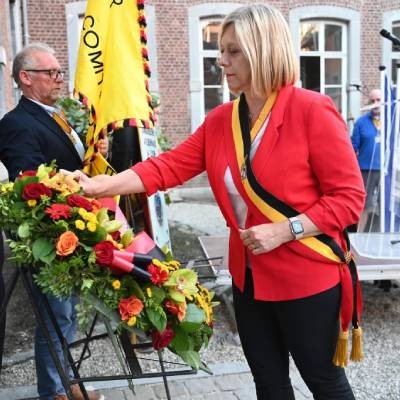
[231,93,363,367]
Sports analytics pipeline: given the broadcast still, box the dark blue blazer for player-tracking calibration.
[0,96,83,180]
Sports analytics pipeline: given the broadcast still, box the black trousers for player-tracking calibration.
[232,268,355,400]
[0,232,5,373]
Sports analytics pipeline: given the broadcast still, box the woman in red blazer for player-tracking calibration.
[70,4,365,399]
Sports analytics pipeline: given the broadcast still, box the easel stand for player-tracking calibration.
[0,265,196,400]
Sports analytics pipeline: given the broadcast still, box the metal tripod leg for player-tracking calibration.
[20,268,76,399]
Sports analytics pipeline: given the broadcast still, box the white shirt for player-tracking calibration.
[224,116,270,229]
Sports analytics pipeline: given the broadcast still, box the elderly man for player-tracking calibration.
[0,43,105,400]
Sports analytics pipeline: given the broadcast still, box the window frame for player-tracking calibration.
[299,20,348,116]
[188,3,243,131]
[290,6,361,123]
[200,18,230,116]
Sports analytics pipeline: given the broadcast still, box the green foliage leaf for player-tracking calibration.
[17,223,30,238]
[170,326,190,352]
[149,286,165,305]
[146,307,167,332]
[180,304,205,333]
[126,277,145,300]
[32,238,55,264]
[176,350,200,370]
[81,279,94,290]
[85,293,120,325]
[79,226,107,245]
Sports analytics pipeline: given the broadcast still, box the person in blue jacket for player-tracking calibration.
[351,89,381,232]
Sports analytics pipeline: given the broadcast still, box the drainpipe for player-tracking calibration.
[21,0,29,45]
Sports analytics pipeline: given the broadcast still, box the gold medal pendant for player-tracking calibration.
[240,155,248,180]
[240,162,247,180]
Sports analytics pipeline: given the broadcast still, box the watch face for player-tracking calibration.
[292,220,304,234]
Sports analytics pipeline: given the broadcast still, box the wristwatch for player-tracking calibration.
[289,217,304,240]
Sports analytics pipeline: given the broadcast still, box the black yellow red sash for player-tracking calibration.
[231,93,363,366]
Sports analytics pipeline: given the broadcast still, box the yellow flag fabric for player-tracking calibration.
[74,0,153,176]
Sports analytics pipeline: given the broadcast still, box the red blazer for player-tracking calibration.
[133,85,365,301]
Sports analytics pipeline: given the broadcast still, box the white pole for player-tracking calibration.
[390,65,400,231]
[380,66,386,232]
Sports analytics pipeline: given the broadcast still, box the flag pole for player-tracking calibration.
[390,64,400,231]
[379,66,386,232]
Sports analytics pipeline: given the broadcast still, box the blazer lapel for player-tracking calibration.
[250,86,293,182]
[20,97,83,165]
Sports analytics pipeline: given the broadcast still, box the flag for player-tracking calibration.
[383,74,400,231]
[74,0,154,176]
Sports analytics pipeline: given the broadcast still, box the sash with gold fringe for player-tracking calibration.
[232,93,363,367]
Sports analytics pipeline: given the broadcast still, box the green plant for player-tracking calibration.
[57,97,89,137]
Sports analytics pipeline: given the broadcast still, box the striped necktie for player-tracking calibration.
[52,111,77,145]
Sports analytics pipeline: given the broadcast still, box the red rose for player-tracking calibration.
[151,327,175,350]
[94,241,116,266]
[148,263,169,286]
[118,295,144,320]
[67,194,93,211]
[45,204,72,220]
[22,182,52,200]
[19,170,37,178]
[110,231,121,241]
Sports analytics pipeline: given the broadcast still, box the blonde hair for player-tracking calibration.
[219,4,299,97]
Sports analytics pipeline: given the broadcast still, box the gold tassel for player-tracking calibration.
[333,330,349,367]
[130,332,138,345]
[350,326,364,361]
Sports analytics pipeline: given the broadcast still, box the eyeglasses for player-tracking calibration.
[25,69,65,80]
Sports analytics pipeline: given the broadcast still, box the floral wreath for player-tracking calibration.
[0,163,217,371]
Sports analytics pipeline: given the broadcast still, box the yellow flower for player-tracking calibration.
[84,212,97,223]
[167,260,181,270]
[112,280,121,290]
[0,182,14,193]
[195,286,215,325]
[27,199,37,207]
[75,220,85,230]
[127,316,137,326]
[78,208,88,218]
[146,287,152,298]
[87,221,97,232]
[152,258,169,272]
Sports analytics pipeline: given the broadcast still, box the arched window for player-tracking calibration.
[201,19,232,115]
[290,6,360,123]
[299,20,347,115]
[188,3,243,130]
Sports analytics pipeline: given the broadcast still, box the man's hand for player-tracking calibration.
[97,138,109,157]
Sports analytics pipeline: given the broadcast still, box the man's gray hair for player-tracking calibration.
[12,43,55,86]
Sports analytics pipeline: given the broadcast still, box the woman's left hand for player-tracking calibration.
[239,221,292,255]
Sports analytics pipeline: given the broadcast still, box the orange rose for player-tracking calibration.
[56,231,79,256]
[118,295,144,320]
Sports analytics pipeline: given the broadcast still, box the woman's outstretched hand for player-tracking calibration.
[60,169,109,197]
[60,168,146,198]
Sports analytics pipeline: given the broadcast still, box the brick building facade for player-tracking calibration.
[1,0,399,147]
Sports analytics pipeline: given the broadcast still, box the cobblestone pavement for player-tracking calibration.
[0,361,312,399]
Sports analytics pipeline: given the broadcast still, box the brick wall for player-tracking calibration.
[3,0,399,149]
[26,0,76,96]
